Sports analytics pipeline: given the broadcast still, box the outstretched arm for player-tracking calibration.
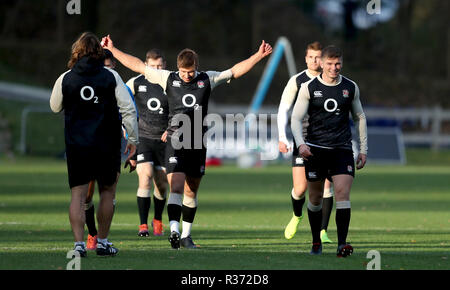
[231,40,272,79]
[101,35,146,75]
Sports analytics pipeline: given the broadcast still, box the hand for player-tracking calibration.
[257,40,273,59]
[124,143,136,163]
[299,144,312,160]
[161,131,168,143]
[124,159,137,173]
[278,141,289,153]
[356,153,367,170]
[101,34,114,51]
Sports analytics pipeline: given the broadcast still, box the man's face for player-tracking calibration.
[104,58,115,69]
[320,57,342,79]
[178,65,196,83]
[305,49,322,72]
[146,57,165,70]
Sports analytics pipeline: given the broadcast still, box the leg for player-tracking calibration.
[167,172,185,249]
[332,174,353,247]
[97,173,119,240]
[153,168,168,220]
[84,180,98,250]
[181,176,201,236]
[307,180,324,242]
[69,184,89,243]
[284,166,307,239]
[320,179,334,243]
[85,180,98,237]
[291,166,307,216]
[152,168,168,235]
[136,162,153,236]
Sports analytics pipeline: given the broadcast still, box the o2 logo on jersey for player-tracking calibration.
[80,86,99,103]
[147,98,164,114]
[324,98,340,115]
[182,94,199,110]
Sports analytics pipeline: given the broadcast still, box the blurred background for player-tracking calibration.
[0,0,448,165]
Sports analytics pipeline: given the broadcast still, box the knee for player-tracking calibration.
[292,185,307,198]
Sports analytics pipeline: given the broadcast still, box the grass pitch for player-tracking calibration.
[0,151,449,270]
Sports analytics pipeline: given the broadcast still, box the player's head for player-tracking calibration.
[68,32,104,68]
[177,48,198,83]
[103,49,116,69]
[320,45,343,79]
[305,41,323,72]
[145,48,166,70]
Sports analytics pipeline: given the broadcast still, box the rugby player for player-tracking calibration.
[291,45,367,256]
[126,49,169,237]
[102,34,272,249]
[278,41,334,243]
[50,32,138,257]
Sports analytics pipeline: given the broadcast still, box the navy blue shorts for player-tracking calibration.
[304,146,355,182]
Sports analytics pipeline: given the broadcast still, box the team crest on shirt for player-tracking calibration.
[172,80,181,87]
[313,91,323,97]
[197,81,205,88]
[342,89,349,98]
[138,85,147,92]
[169,157,178,164]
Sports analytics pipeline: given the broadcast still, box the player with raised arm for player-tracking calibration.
[278,42,334,243]
[102,34,272,249]
[291,45,367,256]
[126,49,169,237]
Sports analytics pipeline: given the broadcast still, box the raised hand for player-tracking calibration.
[101,34,114,51]
[258,40,273,59]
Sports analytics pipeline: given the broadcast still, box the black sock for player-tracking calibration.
[292,196,306,217]
[182,205,197,223]
[167,203,182,223]
[137,197,151,225]
[336,208,351,245]
[321,197,333,230]
[307,208,323,244]
[153,196,166,221]
[85,204,97,237]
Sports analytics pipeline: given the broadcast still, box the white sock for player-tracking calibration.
[170,221,180,233]
[97,238,108,245]
[74,241,85,247]
[181,221,192,239]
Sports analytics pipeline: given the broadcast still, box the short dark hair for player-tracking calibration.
[305,41,323,56]
[321,45,343,60]
[146,48,165,62]
[177,48,198,69]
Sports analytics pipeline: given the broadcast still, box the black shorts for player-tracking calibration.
[136,137,166,169]
[304,146,355,182]
[292,140,305,167]
[165,138,206,177]
[66,146,121,189]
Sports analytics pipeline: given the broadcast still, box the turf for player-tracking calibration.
[0,153,449,270]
